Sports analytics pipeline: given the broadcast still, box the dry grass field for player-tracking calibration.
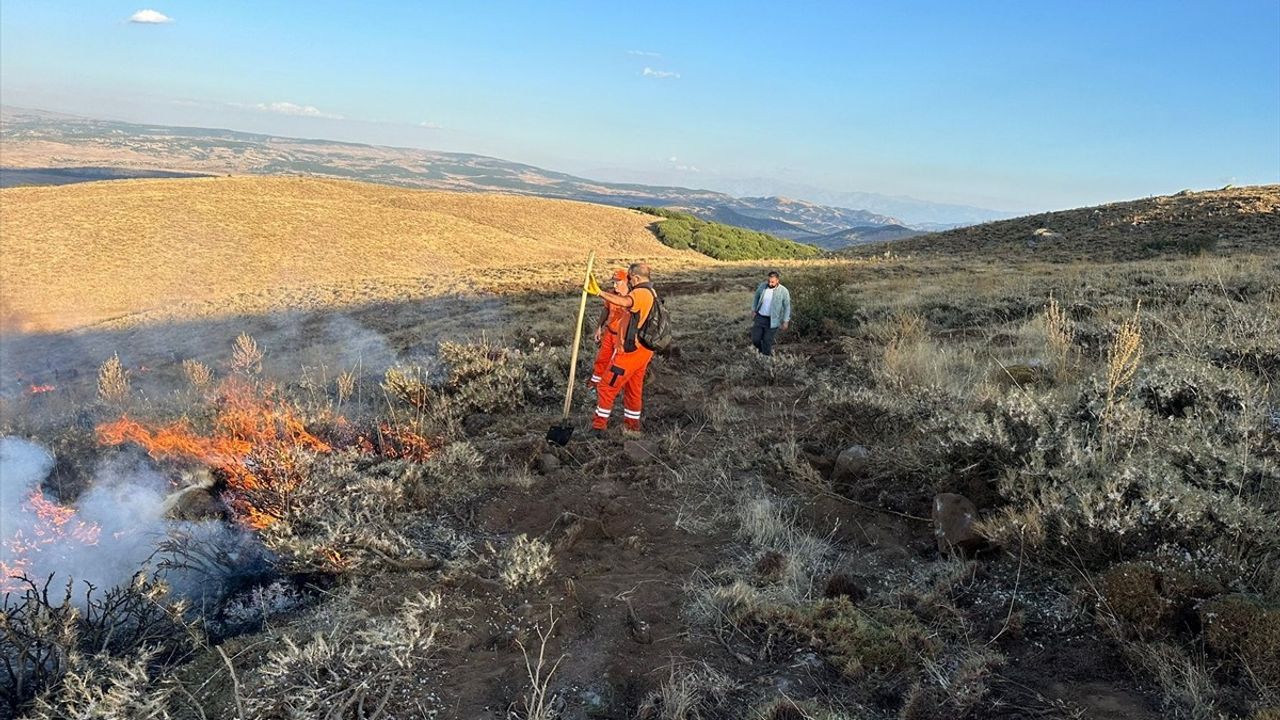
[0,176,704,332]
[0,181,1278,720]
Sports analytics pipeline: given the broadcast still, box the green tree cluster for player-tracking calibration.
[635,207,821,261]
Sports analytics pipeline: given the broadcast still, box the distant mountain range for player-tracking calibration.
[0,106,1008,247]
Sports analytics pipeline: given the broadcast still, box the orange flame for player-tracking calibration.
[28,384,55,394]
[1,490,101,593]
[96,378,332,529]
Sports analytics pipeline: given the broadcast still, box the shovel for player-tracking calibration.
[546,252,596,446]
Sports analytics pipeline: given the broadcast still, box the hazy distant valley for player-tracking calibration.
[0,106,1012,248]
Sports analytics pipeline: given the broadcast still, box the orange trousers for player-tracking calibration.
[589,331,618,387]
[592,347,653,431]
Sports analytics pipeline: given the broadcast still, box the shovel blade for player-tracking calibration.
[546,423,574,446]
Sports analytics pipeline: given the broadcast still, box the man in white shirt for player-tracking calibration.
[750,270,792,355]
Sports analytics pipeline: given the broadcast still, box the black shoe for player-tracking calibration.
[588,428,607,440]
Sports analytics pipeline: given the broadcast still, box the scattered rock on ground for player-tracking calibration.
[538,453,561,474]
[931,493,987,555]
[832,444,871,482]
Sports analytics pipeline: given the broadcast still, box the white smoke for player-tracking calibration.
[0,436,260,603]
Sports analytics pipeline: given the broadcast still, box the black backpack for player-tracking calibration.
[637,287,673,352]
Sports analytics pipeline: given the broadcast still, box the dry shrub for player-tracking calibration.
[256,452,437,575]
[1,574,200,717]
[24,651,174,720]
[245,592,440,719]
[741,598,935,679]
[1097,561,1221,639]
[502,534,554,589]
[383,340,565,424]
[735,497,831,604]
[1199,595,1280,691]
[1119,641,1222,720]
[231,332,265,375]
[181,358,212,392]
[381,365,435,412]
[96,353,129,405]
[901,647,1006,720]
[637,663,738,720]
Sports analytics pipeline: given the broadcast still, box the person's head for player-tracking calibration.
[767,270,781,288]
[612,268,630,293]
[628,262,651,285]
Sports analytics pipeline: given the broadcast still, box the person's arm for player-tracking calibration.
[781,288,792,330]
[749,284,760,317]
[600,290,634,308]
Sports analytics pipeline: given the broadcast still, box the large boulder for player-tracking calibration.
[930,493,986,556]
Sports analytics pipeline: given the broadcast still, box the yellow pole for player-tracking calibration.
[562,252,596,419]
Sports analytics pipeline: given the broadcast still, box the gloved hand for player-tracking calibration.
[584,274,602,296]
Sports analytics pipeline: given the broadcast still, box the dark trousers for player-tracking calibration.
[751,313,778,355]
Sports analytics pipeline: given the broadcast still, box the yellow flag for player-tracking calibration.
[584,273,602,296]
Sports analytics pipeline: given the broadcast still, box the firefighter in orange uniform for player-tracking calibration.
[589,269,630,390]
[588,263,656,436]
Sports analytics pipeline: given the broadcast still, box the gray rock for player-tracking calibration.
[538,453,561,474]
[832,444,871,481]
[932,493,987,556]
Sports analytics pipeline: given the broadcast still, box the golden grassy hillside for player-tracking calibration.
[0,176,700,331]
[846,184,1280,260]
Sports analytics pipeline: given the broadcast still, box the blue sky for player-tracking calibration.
[2,1,1278,212]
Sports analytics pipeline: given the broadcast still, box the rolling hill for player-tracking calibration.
[843,185,1280,260]
[0,107,1004,236]
[0,176,703,332]
[808,224,922,249]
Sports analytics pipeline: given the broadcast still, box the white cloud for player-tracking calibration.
[628,50,662,57]
[668,156,679,163]
[418,121,444,130]
[642,67,680,79]
[129,9,173,24]
[252,101,344,120]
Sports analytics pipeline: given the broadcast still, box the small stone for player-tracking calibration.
[832,444,871,481]
[931,493,988,556]
[538,453,561,474]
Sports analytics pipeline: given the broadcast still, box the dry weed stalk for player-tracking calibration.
[1103,303,1143,428]
[182,359,213,392]
[1043,293,1075,381]
[335,370,356,407]
[516,610,563,720]
[231,333,264,375]
[97,353,129,404]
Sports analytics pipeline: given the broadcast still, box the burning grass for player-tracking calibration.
[96,377,333,530]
